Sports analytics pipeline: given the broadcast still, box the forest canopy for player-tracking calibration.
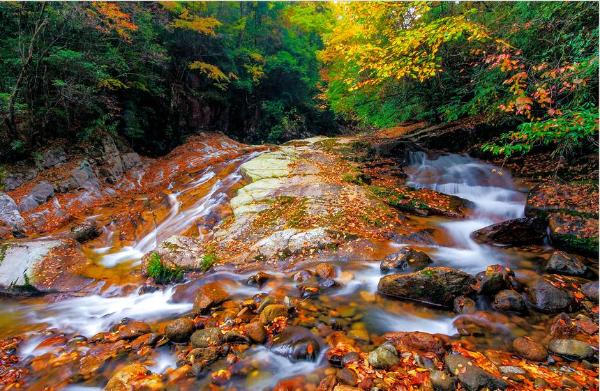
[0,1,597,161]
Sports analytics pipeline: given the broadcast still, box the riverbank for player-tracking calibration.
[0,130,597,390]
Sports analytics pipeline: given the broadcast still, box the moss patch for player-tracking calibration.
[147,252,184,284]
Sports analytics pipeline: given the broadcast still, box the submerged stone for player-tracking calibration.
[379,247,433,273]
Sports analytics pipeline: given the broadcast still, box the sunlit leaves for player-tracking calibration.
[89,2,138,41]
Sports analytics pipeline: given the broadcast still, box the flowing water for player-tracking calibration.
[0,145,549,389]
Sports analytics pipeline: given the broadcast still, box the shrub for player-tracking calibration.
[147,252,183,284]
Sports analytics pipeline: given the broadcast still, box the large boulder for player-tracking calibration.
[547,213,598,256]
[0,193,25,232]
[38,145,67,169]
[378,267,474,307]
[0,239,89,293]
[471,217,546,246]
[18,181,55,212]
[548,339,595,360]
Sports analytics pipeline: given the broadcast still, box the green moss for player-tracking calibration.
[200,253,217,272]
[553,234,599,255]
[0,166,6,191]
[342,172,371,186]
[147,252,184,284]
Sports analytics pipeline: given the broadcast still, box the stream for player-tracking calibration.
[0,146,564,389]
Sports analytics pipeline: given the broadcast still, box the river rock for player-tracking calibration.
[260,304,288,324]
[430,370,455,391]
[165,318,195,343]
[70,221,101,243]
[473,264,514,295]
[244,321,267,344]
[545,251,588,276]
[121,152,142,170]
[444,354,507,391]
[105,363,162,391]
[526,278,574,313]
[0,239,89,293]
[270,326,323,361]
[193,282,229,313]
[453,296,477,314]
[191,328,222,348]
[368,342,399,369]
[548,213,598,256]
[492,290,526,313]
[377,267,474,307]
[512,336,547,362]
[315,262,336,279]
[56,159,99,192]
[1,166,38,191]
[246,271,273,287]
[39,145,67,169]
[379,247,433,273]
[0,193,25,232]
[336,368,358,386]
[581,281,599,302]
[548,339,595,360]
[386,331,447,356]
[18,181,55,212]
[251,227,342,260]
[116,321,151,340]
[471,217,546,246]
[142,235,204,273]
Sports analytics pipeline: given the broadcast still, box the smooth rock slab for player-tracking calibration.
[239,150,296,182]
[0,192,25,232]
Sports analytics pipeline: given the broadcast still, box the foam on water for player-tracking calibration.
[364,308,457,335]
[30,287,192,337]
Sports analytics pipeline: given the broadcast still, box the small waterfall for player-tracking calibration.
[406,152,526,272]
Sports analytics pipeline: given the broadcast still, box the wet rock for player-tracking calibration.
[259,304,288,324]
[116,321,151,340]
[526,278,574,313]
[292,270,313,283]
[121,152,142,170]
[492,290,526,313]
[342,352,361,366]
[190,328,222,348]
[105,363,162,391]
[223,330,250,344]
[56,160,99,192]
[512,337,547,362]
[0,239,88,293]
[244,322,266,344]
[444,354,507,391]
[18,181,54,212]
[70,221,101,243]
[473,264,514,295]
[270,326,323,361]
[453,296,477,314]
[0,193,25,232]
[333,386,360,391]
[39,145,67,169]
[379,247,433,273]
[545,251,588,276]
[378,267,474,307]
[368,342,399,369]
[97,137,124,184]
[315,263,336,279]
[581,281,598,302]
[548,212,598,256]
[471,217,546,246]
[165,318,195,343]
[336,368,358,386]
[548,339,595,360]
[188,347,222,370]
[386,331,447,356]
[193,282,229,313]
[246,271,272,287]
[430,370,455,391]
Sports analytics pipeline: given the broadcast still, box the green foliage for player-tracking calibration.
[200,253,216,272]
[483,108,599,157]
[147,252,183,284]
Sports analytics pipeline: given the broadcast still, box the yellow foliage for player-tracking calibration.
[189,61,229,82]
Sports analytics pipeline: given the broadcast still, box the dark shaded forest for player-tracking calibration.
[1,2,597,161]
